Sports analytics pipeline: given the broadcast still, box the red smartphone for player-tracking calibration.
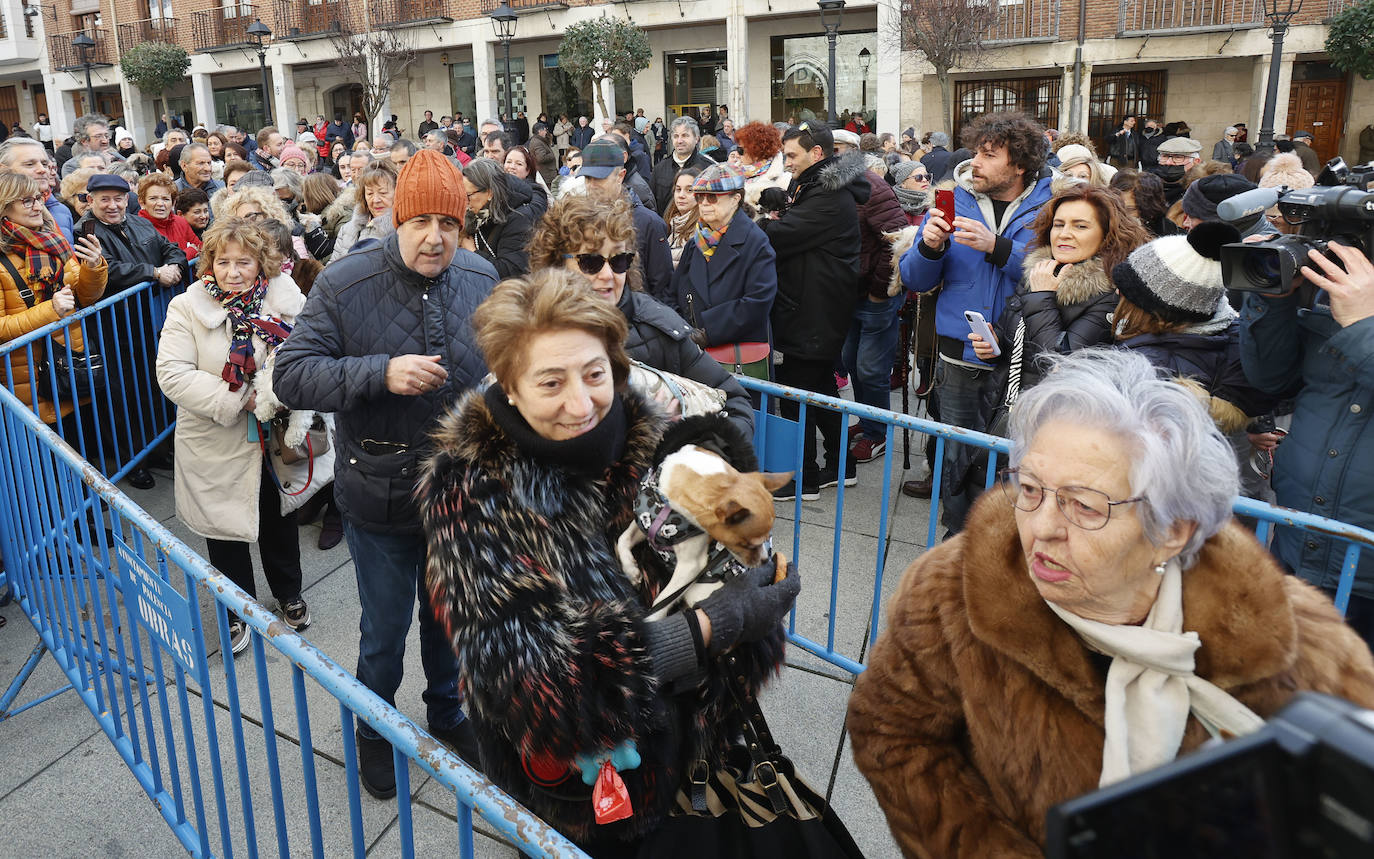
[934,189,955,224]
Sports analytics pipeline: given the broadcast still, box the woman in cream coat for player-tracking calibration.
[156,217,312,656]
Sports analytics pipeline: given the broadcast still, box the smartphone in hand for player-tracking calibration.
[964,310,1001,358]
[934,189,955,223]
[81,220,98,239]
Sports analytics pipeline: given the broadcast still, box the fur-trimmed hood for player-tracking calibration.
[817,149,871,195]
[1019,246,1113,307]
[321,185,358,236]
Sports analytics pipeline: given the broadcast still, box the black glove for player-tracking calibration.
[699,560,800,656]
[757,187,788,214]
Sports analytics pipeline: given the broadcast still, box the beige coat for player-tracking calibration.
[155,274,305,542]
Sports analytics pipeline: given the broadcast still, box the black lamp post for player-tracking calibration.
[818,0,846,128]
[858,46,871,115]
[1255,0,1303,155]
[248,18,273,126]
[490,3,518,122]
[72,31,96,115]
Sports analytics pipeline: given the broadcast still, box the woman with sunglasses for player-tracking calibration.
[0,171,107,426]
[887,160,932,225]
[459,157,535,279]
[670,164,776,352]
[529,193,753,435]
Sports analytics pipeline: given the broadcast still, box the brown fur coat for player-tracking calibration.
[848,493,1374,858]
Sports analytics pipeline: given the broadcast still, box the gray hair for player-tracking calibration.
[74,114,109,143]
[481,117,504,131]
[1224,126,1239,136]
[163,128,188,145]
[1007,348,1238,569]
[178,142,210,166]
[270,166,303,202]
[216,125,238,137]
[0,137,45,166]
[390,138,418,156]
[459,158,511,224]
[669,116,700,140]
[929,131,950,148]
[422,129,446,146]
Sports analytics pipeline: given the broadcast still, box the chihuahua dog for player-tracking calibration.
[619,443,792,621]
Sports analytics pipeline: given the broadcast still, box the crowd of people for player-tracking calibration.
[2,102,1372,858]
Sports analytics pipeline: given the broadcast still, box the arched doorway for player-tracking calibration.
[1089,71,1165,158]
[328,83,363,124]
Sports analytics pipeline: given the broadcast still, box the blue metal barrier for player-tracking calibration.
[0,289,590,856]
[741,376,1374,676]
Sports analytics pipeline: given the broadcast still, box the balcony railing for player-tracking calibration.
[373,0,458,28]
[118,17,181,49]
[1118,0,1263,34]
[48,29,115,70]
[478,0,568,12]
[984,0,1059,43]
[190,6,258,52]
[274,0,351,39]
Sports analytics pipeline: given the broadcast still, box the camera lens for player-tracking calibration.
[1242,248,1283,289]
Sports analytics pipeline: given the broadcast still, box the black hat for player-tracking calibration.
[1181,173,1256,223]
[86,174,130,194]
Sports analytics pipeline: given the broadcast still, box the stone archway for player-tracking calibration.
[327,83,364,124]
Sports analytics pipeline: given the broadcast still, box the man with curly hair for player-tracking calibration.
[898,111,1054,534]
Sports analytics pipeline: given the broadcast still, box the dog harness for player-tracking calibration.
[632,466,761,613]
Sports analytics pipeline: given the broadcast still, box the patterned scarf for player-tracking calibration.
[739,159,772,180]
[694,220,729,260]
[200,272,293,391]
[1,216,71,298]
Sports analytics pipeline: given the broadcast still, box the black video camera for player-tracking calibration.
[1220,159,1374,296]
[1047,692,1374,859]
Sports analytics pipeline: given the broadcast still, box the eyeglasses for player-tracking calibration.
[11,195,42,210]
[565,251,635,276]
[999,467,1142,531]
[76,193,89,203]
[693,192,734,204]
[909,172,931,182]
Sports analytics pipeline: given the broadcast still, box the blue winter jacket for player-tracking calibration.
[898,162,1053,365]
[1240,292,1374,599]
[45,194,73,244]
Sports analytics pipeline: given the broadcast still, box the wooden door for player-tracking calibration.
[0,86,19,132]
[1287,79,1346,165]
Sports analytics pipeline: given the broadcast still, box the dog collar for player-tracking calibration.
[634,467,702,559]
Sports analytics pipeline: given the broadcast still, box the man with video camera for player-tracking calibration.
[1240,233,1374,648]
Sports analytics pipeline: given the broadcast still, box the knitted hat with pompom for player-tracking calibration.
[1112,221,1241,325]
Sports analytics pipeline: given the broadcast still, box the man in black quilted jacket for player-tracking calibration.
[273,150,498,800]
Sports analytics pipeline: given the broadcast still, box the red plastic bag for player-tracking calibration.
[593,759,633,824]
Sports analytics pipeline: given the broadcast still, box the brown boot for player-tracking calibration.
[902,476,934,499]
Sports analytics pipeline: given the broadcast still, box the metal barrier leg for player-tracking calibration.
[0,637,77,720]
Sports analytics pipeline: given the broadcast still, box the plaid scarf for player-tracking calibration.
[1,216,72,298]
[694,221,729,261]
[200,273,292,391]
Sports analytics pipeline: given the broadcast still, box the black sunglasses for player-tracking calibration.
[565,251,635,276]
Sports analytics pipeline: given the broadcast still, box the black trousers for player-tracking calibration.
[206,462,302,605]
[775,355,842,479]
[1323,588,1374,653]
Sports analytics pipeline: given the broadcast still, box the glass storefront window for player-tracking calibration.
[769,32,877,127]
[214,86,266,137]
[450,61,477,123]
[663,50,726,123]
[540,53,632,121]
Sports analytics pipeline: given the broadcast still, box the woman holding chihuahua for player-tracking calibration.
[419,269,799,855]
[0,171,107,425]
[970,184,1150,431]
[155,217,311,656]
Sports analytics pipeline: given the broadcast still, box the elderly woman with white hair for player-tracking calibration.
[1054,143,1115,190]
[848,348,1374,858]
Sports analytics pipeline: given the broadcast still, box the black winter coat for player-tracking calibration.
[921,147,952,183]
[986,247,1118,400]
[650,150,715,225]
[760,153,869,361]
[857,165,908,299]
[79,213,188,293]
[618,287,754,437]
[272,234,498,534]
[569,123,594,151]
[628,190,674,309]
[672,207,777,347]
[473,176,535,279]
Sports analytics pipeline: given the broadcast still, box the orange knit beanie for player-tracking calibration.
[392,149,468,227]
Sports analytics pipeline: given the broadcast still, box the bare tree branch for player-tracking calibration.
[889,0,1000,134]
[329,25,416,134]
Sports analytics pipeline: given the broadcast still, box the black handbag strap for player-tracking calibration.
[0,253,36,307]
[722,652,790,814]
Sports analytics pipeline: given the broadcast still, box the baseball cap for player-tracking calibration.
[579,137,626,179]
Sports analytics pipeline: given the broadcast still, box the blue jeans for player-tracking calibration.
[343,520,465,739]
[934,359,993,534]
[841,294,905,439]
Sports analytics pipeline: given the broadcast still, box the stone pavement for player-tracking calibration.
[0,392,940,858]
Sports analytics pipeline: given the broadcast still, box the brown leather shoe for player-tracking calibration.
[901,476,934,499]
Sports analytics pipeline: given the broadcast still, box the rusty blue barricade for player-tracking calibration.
[0,284,589,857]
[742,376,1374,677]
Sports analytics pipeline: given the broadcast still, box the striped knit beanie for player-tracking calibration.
[1112,221,1240,325]
[392,149,468,227]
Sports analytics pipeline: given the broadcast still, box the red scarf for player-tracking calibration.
[0,216,72,298]
[200,273,292,391]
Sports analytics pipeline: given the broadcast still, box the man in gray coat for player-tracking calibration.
[273,150,498,800]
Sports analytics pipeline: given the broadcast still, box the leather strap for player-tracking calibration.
[0,253,35,308]
[724,652,788,813]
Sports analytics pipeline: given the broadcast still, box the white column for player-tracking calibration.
[875,0,900,134]
[725,3,748,121]
[596,78,616,127]
[45,76,74,140]
[118,80,153,146]
[473,39,496,125]
[272,60,296,135]
[192,72,217,130]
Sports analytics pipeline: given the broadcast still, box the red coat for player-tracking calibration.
[313,122,330,159]
[140,210,202,260]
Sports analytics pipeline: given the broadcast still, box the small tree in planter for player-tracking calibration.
[556,16,651,124]
[120,42,192,125]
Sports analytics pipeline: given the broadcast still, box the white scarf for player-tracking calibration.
[1046,559,1266,786]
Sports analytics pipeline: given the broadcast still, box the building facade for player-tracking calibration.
[9,0,1371,165]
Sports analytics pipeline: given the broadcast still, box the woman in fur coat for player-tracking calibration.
[419,270,798,854]
[971,185,1151,419]
[155,218,312,655]
[848,349,1374,858]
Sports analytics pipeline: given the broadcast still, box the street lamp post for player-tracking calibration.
[248,19,273,127]
[490,3,518,123]
[1255,0,1303,155]
[72,32,96,115]
[817,1,846,128]
[858,46,871,115]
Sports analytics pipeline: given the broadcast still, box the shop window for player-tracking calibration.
[955,74,1060,144]
[1089,70,1165,157]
